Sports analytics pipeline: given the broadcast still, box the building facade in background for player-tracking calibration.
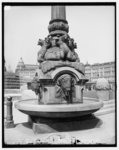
[84,61,115,90]
[4,60,20,89]
[14,58,115,90]
[15,58,38,85]
[4,72,20,89]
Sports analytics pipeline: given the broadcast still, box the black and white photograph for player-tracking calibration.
[2,2,116,147]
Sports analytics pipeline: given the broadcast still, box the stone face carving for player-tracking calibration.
[55,74,75,103]
[31,74,76,104]
[30,76,42,102]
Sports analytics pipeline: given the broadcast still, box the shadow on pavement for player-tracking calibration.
[15,114,103,133]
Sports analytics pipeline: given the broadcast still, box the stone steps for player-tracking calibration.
[103,103,115,109]
[103,99,115,105]
[95,108,115,116]
[94,100,115,116]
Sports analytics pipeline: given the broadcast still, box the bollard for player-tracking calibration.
[5,97,14,128]
[81,88,84,103]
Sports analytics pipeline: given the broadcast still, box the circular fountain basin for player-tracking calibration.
[15,98,103,118]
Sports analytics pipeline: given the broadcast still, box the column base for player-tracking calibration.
[5,120,15,128]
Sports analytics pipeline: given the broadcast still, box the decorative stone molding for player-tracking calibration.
[40,61,84,74]
[48,21,69,33]
[51,67,83,82]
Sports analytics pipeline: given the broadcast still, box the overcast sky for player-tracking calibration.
[4,5,115,71]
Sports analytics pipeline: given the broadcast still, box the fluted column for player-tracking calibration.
[51,6,66,21]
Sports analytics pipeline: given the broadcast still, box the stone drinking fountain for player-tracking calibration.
[15,6,103,133]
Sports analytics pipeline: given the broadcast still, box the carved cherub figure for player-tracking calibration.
[57,35,70,60]
[37,37,51,63]
[68,38,77,50]
[56,34,79,61]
